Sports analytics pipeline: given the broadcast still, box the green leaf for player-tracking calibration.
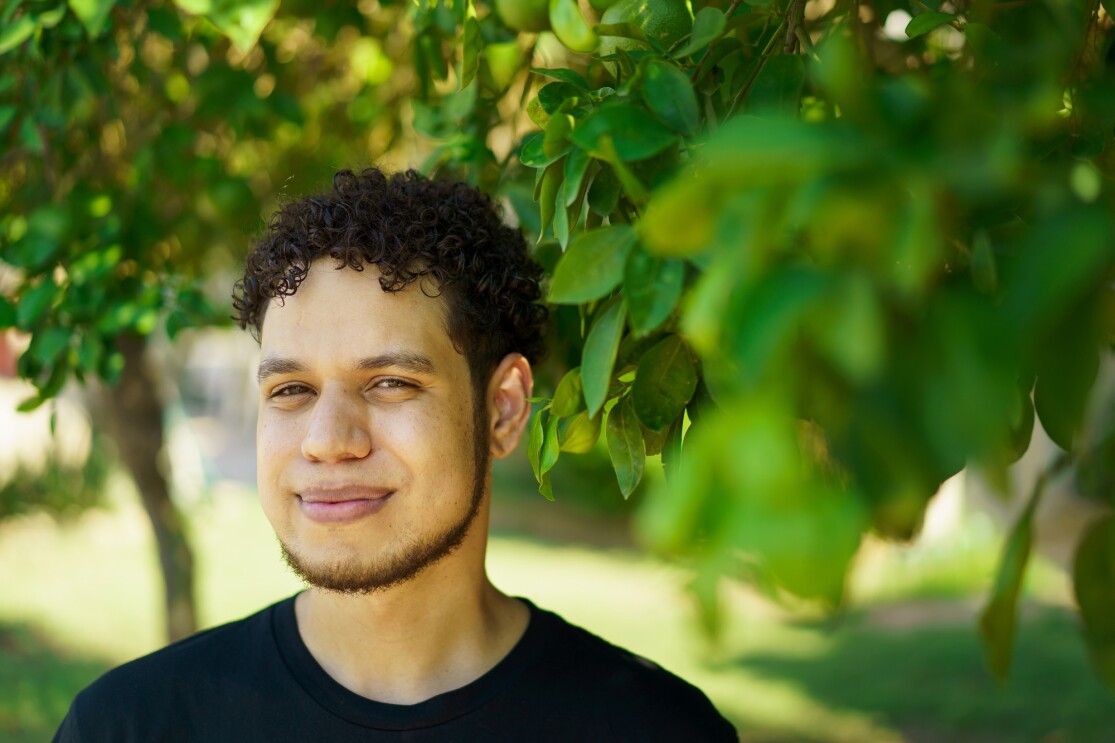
[101,349,124,384]
[624,247,685,336]
[588,165,621,216]
[729,266,829,383]
[571,104,677,162]
[673,7,725,58]
[661,415,684,485]
[34,355,69,402]
[607,396,645,498]
[174,0,278,52]
[582,299,627,417]
[747,54,806,116]
[563,147,592,207]
[538,81,584,114]
[422,31,451,82]
[17,280,57,329]
[642,60,700,136]
[1004,208,1115,337]
[68,0,115,38]
[521,131,566,168]
[528,405,547,480]
[0,105,15,136]
[17,395,46,412]
[639,175,717,256]
[812,274,885,383]
[544,113,574,159]
[905,11,955,39]
[552,366,585,417]
[596,136,650,204]
[146,5,183,39]
[970,231,998,294]
[531,68,590,89]
[37,6,68,28]
[541,412,561,474]
[549,225,636,304]
[978,477,1041,680]
[165,310,191,340]
[0,14,36,55]
[527,97,551,128]
[549,0,598,52]
[641,419,669,457]
[1074,514,1115,689]
[1033,320,1100,452]
[559,410,601,453]
[78,333,104,374]
[461,17,482,89]
[538,160,563,241]
[554,181,572,249]
[632,335,697,431]
[30,327,71,364]
[0,296,16,327]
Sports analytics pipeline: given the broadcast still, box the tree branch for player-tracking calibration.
[691,0,744,84]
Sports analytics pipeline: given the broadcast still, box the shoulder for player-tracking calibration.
[83,597,278,693]
[55,597,290,743]
[525,604,737,742]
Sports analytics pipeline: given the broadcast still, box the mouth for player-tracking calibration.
[297,487,394,524]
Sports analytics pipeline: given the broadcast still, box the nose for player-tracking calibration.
[301,386,373,463]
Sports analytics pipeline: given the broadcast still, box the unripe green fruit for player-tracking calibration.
[599,0,693,56]
[495,0,551,32]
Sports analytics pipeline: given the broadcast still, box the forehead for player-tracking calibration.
[259,261,455,362]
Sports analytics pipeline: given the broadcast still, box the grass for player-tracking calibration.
[1,480,1113,743]
[0,624,110,743]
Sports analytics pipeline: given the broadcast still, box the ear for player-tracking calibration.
[486,353,533,459]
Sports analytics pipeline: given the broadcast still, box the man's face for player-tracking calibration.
[256,260,488,593]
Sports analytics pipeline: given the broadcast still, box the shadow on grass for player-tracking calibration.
[735,604,1115,743]
[0,623,110,743]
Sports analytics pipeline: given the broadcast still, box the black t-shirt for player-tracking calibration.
[54,595,737,741]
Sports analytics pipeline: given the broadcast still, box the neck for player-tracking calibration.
[293,508,529,705]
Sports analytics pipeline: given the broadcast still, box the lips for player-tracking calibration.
[297,486,394,524]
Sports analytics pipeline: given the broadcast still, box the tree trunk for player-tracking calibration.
[102,333,197,643]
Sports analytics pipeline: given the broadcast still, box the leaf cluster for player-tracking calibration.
[4,0,1115,688]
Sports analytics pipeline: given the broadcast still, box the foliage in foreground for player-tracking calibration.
[2,0,1114,684]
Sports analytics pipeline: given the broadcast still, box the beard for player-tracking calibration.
[278,385,491,595]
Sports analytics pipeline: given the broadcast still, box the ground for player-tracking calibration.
[2,468,1113,742]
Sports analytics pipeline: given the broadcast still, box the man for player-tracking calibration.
[54,168,737,741]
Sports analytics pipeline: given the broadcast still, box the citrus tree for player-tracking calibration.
[2,0,1115,687]
[407,0,1115,686]
[0,0,416,640]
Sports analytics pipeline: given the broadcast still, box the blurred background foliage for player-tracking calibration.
[1,0,1113,716]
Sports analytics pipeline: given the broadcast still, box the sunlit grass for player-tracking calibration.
[1,482,1111,743]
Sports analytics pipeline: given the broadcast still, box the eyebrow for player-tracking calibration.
[257,352,437,384]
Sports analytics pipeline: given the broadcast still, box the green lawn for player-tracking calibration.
[2,481,1112,743]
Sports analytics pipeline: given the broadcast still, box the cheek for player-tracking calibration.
[388,401,474,473]
[257,414,300,474]
[256,417,295,526]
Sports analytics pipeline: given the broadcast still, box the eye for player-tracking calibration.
[374,377,413,390]
[271,384,313,399]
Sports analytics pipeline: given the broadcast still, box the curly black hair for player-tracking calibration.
[233,168,548,391]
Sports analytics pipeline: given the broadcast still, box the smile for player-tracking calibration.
[297,487,394,524]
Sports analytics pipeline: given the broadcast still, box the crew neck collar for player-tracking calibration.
[270,593,549,731]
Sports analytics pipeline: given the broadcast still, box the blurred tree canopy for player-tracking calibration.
[2,0,1114,686]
